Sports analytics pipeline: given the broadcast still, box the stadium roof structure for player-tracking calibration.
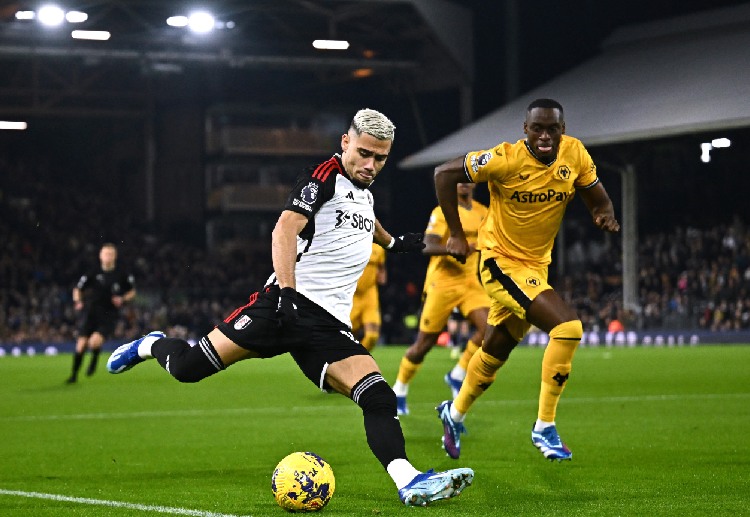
[0,0,472,118]
[399,3,750,169]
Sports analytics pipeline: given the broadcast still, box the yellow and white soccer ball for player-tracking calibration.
[271,451,335,512]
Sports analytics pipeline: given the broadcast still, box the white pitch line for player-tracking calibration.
[1,393,748,422]
[0,489,252,517]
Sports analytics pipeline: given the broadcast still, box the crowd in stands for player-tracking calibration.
[556,217,750,333]
[1,161,749,345]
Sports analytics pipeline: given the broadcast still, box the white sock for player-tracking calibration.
[392,380,409,397]
[136,334,162,359]
[450,405,465,423]
[386,459,421,489]
[450,364,466,381]
[534,419,555,432]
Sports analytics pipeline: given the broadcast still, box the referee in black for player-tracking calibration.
[67,243,135,383]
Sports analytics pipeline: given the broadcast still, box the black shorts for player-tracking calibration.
[77,307,118,338]
[217,286,369,390]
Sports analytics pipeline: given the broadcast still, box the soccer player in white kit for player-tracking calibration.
[107,108,474,507]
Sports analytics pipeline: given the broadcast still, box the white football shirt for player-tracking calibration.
[267,155,376,326]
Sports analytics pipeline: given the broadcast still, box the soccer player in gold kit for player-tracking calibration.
[351,243,387,351]
[434,99,620,461]
[392,183,489,415]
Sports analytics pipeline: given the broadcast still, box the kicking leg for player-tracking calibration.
[327,355,473,506]
[107,328,256,380]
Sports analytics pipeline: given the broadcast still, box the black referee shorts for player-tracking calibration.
[78,306,118,338]
[216,285,370,390]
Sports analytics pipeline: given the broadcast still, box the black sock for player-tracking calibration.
[351,373,408,469]
[152,336,225,383]
[87,349,101,375]
[69,352,84,379]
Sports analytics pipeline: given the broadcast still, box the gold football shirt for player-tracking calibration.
[355,243,386,295]
[464,135,598,267]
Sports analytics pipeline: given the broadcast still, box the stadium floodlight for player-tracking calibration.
[38,4,65,26]
[711,137,731,148]
[72,30,110,41]
[700,142,712,163]
[66,11,88,23]
[15,11,36,20]
[312,39,350,50]
[167,15,189,27]
[0,121,28,130]
[188,11,215,33]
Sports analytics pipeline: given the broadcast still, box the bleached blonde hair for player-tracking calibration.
[350,108,395,142]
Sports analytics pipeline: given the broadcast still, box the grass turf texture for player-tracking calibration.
[1,345,749,516]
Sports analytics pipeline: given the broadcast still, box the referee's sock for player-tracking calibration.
[86,349,101,376]
[67,351,84,382]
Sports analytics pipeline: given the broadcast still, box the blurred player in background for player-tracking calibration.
[106,108,474,507]
[392,183,489,415]
[66,243,135,383]
[351,243,387,351]
[434,98,620,461]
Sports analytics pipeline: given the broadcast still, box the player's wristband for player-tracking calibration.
[386,237,396,249]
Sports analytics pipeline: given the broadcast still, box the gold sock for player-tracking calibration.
[396,356,422,385]
[457,339,480,371]
[538,320,582,422]
[361,331,379,352]
[454,349,505,415]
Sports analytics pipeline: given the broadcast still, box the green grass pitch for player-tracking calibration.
[1,344,749,516]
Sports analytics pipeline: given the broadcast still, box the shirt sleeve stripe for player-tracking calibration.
[577,177,600,190]
[462,153,474,182]
[312,159,339,182]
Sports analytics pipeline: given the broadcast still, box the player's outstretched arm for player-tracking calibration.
[374,219,425,253]
[580,182,620,233]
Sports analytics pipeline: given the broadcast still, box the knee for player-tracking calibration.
[549,320,583,341]
[483,325,518,360]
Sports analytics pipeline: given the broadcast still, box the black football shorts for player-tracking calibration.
[78,306,118,338]
[217,285,369,390]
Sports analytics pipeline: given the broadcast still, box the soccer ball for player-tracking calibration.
[271,451,335,512]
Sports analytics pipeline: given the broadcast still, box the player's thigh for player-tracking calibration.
[206,327,259,366]
[526,289,579,332]
[458,282,491,327]
[362,300,381,327]
[480,257,550,322]
[325,354,382,396]
[217,286,290,360]
[419,283,462,333]
[291,328,370,394]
